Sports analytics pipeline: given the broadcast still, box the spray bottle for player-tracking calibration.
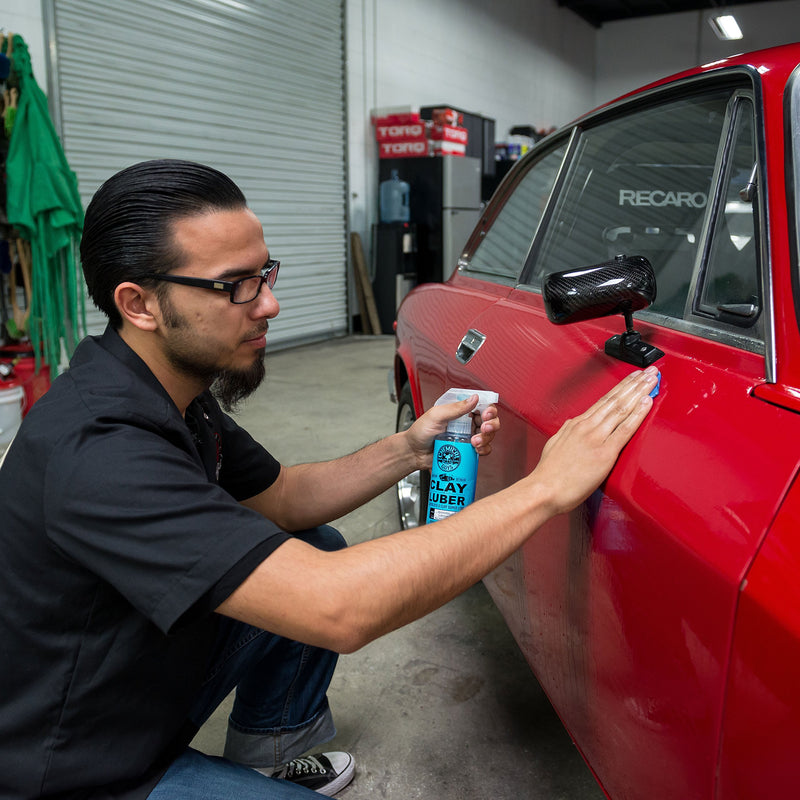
[425,388,499,524]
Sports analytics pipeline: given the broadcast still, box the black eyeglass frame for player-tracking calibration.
[142,259,279,304]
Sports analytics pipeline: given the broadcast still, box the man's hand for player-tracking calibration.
[404,394,500,470]
[529,366,659,516]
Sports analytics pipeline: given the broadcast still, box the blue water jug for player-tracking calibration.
[379,170,410,223]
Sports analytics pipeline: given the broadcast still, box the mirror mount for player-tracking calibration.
[604,305,664,367]
[543,254,664,367]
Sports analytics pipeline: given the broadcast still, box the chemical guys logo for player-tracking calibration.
[436,443,461,472]
[619,188,707,208]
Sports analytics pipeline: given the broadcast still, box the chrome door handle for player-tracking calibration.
[456,329,486,364]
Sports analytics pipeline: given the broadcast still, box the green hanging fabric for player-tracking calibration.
[5,33,84,373]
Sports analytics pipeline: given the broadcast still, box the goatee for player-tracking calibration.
[212,351,267,412]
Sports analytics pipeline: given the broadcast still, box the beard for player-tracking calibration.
[211,356,266,412]
[160,291,267,412]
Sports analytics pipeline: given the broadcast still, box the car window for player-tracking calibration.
[463,143,567,282]
[694,96,761,330]
[528,91,733,322]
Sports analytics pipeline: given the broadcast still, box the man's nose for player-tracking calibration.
[251,285,280,318]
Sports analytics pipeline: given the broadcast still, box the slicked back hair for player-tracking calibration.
[80,159,247,329]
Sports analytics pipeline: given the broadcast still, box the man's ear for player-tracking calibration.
[114,282,161,331]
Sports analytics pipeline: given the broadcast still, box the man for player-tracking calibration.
[0,160,658,800]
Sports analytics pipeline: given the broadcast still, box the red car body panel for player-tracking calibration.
[716,478,800,799]
[393,44,800,800]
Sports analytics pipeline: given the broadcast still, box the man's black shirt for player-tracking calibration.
[0,328,288,799]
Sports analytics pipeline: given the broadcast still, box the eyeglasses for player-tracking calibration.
[143,259,279,304]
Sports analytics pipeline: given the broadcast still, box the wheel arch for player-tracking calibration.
[393,347,423,415]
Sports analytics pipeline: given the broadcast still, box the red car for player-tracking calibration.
[391,43,800,800]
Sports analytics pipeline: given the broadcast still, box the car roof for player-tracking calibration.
[607,42,800,110]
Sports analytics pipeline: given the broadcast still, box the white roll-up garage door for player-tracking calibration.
[45,0,348,348]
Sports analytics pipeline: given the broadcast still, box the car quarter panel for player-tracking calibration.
[716,472,800,799]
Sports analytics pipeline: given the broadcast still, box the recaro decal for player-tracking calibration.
[619,189,708,208]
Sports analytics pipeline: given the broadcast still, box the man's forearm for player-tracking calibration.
[245,430,419,530]
[223,474,557,653]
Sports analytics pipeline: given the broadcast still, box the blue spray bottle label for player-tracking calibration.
[425,388,498,524]
[427,434,478,522]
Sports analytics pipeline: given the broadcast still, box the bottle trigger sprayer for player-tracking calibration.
[426,388,499,524]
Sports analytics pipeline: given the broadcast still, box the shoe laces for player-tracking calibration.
[285,755,327,777]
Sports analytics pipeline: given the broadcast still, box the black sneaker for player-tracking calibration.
[270,752,355,796]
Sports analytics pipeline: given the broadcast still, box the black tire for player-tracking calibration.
[395,382,429,529]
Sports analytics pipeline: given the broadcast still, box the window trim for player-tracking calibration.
[517,127,580,287]
[682,92,763,334]
[786,63,800,375]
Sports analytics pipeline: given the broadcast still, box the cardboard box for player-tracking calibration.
[430,140,466,157]
[428,124,468,145]
[374,121,428,141]
[379,139,432,158]
[370,106,421,126]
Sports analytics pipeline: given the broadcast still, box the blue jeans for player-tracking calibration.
[148,526,346,799]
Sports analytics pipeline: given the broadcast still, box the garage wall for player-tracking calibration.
[595,0,800,106]
[345,0,596,277]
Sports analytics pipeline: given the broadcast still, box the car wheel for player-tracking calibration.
[395,382,429,529]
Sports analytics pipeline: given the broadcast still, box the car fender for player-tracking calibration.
[716,464,800,799]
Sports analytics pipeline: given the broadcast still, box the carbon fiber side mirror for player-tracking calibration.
[543,255,664,366]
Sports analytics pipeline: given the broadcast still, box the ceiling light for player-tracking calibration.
[709,14,743,40]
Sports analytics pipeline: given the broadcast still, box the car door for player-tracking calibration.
[448,80,800,800]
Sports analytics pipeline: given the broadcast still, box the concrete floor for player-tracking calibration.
[191,334,605,800]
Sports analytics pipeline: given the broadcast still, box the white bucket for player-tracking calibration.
[0,383,25,449]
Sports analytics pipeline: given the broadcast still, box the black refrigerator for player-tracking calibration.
[372,157,482,333]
